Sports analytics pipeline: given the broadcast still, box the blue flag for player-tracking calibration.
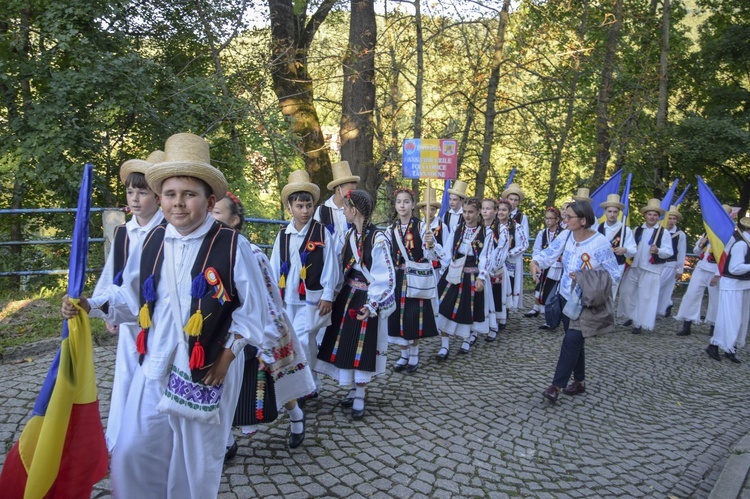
[439,180,451,218]
[591,170,623,220]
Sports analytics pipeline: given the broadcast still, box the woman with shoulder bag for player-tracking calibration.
[387,187,443,373]
[530,201,621,402]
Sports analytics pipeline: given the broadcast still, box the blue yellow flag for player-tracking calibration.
[0,164,108,498]
[697,176,736,273]
[591,170,623,222]
[674,184,691,206]
[505,167,517,190]
[439,179,451,218]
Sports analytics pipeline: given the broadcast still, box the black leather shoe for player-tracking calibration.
[632,327,642,335]
[436,347,449,362]
[524,310,540,318]
[393,362,408,373]
[405,363,419,373]
[539,324,552,330]
[498,323,506,330]
[542,384,560,403]
[485,332,497,342]
[469,335,477,346]
[340,392,355,408]
[676,321,691,336]
[224,441,238,461]
[706,344,721,361]
[623,319,633,327]
[288,413,305,449]
[459,342,470,354]
[665,304,673,317]
[725,351,741,364]
[351,398,365,420]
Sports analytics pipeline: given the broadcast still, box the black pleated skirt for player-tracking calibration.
[388,267,438,340]
[491,278,503,311]
[537,269,559,304]
[317,271,381,372]
[233,344,278,426]
[437,255,485,324]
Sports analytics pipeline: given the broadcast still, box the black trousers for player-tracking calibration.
[551,297,585,388]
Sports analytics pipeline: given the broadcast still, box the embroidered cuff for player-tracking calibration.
[365,303,378,317]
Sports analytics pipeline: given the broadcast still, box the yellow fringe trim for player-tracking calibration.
[184,310,203,337]
[138,303,152,328]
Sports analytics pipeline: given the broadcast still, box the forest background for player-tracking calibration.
[0,0,749,292]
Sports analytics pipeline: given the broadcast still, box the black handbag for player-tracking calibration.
[545,281,563,329]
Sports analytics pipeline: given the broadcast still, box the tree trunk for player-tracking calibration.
[340,0,378,199]
[475,0,511,200]
[268,0,336,192]
[546,69,579,208]
[654,0,670,191]
[592,0,623,189]
[410,0,424,201]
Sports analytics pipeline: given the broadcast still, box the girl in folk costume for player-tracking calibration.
[317,190,396,419]
[91,151,165,451]
[497,197,528,329]
[482,198,509,341]
[418,188,452,285]
[675,204,733,337]
[706,215,750,363]
[387,188,443,373]
[436,197,491,358]
[501,183,530,310]
[526,207,564,324]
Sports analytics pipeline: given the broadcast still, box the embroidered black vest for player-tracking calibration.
[112,224,129,284]
[598,224,626,265]
[139,221,241,382]
[342,224,385,279]
[634,226,667,264]
[278,220,327,294]
[432,219,446,247]
[506,220,517,251]
[318,205,335,231]
[488,218,501,245]
[390,217,426,265]
[511,210,524,226]
[443,211,464,229]
[722,233,750,280]
[665,230,684,263]
[450,224,486,260]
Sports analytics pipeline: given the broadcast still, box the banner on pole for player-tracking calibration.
[402,139,458,179]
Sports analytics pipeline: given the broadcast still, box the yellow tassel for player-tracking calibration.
[184,310,204,337]
[138,303,152,328]
[278,274,286,289]
[300,265,307,280]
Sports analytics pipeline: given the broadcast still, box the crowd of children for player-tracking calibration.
[59,134,749,497]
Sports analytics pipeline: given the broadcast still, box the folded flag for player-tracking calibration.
[591,169,623,222]
[697,176,736,273]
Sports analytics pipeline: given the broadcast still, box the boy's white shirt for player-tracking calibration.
[270,217,340,305]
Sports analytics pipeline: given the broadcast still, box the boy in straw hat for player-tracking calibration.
[500,182,530,310]
[89,150,165,451]
[572,188,593,202]
[63,133,312,498]
[443,179,468,234]
[706,214,750,363]
[271,169,339,398]
[657,205,687,318]
[675,204,733,337]
[314,160,359,256]
[616,198,673,334]
[418,188,452,282]
[596,193,636,301]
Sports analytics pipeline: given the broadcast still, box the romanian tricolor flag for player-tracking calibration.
[659,179,679,226]
[591,169,623,222]
[0,164,108,498]
[697,176,736,274]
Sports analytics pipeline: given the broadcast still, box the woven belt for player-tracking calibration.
[347,278,369,291]
[463,266,480,274]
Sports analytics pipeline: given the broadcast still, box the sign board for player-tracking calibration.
[402,139,458,179]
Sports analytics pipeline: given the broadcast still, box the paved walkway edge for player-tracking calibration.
[710,435,750,499]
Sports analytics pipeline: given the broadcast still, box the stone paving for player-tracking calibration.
[1,295,749,498]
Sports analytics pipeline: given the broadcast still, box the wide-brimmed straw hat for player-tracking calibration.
[448,179,470,199]
[665,204,682,221]
[722,204,733,216]
[145,133,228,201]
[327,161,360,191]
[417,188,441,209]
[573,188,592,202]
[119,150,165,184]
[281,170,320,207]
[600,193,625,211]
[639,198,665,216]
[501,182,524,201]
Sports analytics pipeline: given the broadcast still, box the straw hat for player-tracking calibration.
[281,170,320,207]
[119,150,165,184]
[572,188,592,202]
[639,198,665,216]
[740,214,750,230]
[145,133,228,201]
[599,193,625,211]
[417,188,441,209]
[327,161,360,191]
[665,204,682,221]
[722,204,733,215]
[501,182,524,201]
[448,179,470,199]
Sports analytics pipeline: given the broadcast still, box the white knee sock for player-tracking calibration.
[408,345,419,365]
[396,349,409,365]
[288,404,304,434]
[353,386,366,410]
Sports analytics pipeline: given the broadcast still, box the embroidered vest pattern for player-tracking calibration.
[598,224,626,265]
[278,221,327,299]
[634,226,667,264]
[112,224,129,286]
[722,233,750,280]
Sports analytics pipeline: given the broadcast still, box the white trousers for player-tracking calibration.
[674,266,719,324]
[106,322,140,451]
[112,350,244,499]
[711,288,750,354]
[657,263,678,315]
[286,302,321,390]
[617,267,661,330]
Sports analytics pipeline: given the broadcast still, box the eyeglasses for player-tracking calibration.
[562,214,580,221]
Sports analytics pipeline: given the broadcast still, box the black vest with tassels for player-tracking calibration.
[342,224,383,279]
[139,221,241,382]
[112,224,129,285]
[278,220,327,297]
